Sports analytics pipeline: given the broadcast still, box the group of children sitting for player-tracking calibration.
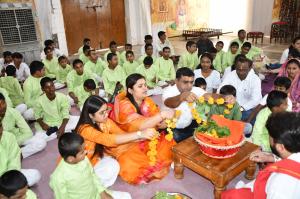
[0,29,299,198]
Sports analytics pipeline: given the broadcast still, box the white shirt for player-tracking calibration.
[40,48,63,60]
[260,94,293,111]
[194,69,221,93]
[155,39,175,57]
[13,62,30,82]
[279,48,289,64]
[218,69,262,111]
[265,153,300,199]
[162,85,206,128]
[0,58,13,71]
[222,66,233,81]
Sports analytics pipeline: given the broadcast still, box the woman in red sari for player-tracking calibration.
[111,73,175,184]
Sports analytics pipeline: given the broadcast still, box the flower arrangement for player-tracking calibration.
[165,110,181,141]
[153,191,190,199]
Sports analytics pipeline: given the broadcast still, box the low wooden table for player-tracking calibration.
[172,137,260,199]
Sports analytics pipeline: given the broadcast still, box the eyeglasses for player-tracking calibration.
[99,106,112,115]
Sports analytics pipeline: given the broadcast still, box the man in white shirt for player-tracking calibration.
[11,52,30,82]
[222,112,300,199]
[155,31,175,57]
[0,51,13,75]
[162,67,206,142]
[40,39,63,60]
[218,56,262,124]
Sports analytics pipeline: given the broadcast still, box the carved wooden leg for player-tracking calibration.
[173,154,184,179]
[245,161,256,180]
[214,185,226,199]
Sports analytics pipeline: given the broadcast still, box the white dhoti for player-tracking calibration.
[23,108,35,121]
[20,169,41,187]
[21,134,47,158]
[110,191,132,199]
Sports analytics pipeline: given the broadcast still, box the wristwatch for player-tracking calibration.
[136,131,142,139]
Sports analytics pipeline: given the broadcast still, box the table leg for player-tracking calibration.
[245,161,256,180]
[214,185,226,199]
[173,154,184,179]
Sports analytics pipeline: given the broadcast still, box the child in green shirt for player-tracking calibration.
[78,38,91,55]
[0,170,37,199]
[155,46,176,85]
[213,41,225,73]
[50,133,131,199]
[123,51,139,76]
[56,56,72,86]
[85,49,106,83]
[42,46,58,79]
[79,45,90,65]
[138,43,157,64]
[222,42,239,70]
[136,56,159,88]
[104,41,121,64]
[120,43,132,66]
[74,79,98,108]
[178,41,199,70]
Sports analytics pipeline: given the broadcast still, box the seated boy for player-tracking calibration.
[0,170,37,199]
[102,53,126,96]
[120,43,132,66]
[79,45,91,65]
[67,59,95,105]
[23,61,45,120]
[222,42,239,70]
[178,41,198,70]
[213,41,225,73]
[74,79,99,108]
[42,46,59,79]
[34,77,79,140]
[50,133,131,199]
[84,49,106,83]
[194,77,207,91]
[12,52,30,83]
[104,41,121,64]
[56,56,72,86]
[123,50,139,76]
[0,122,41,187]
[240,42,260,61]
[0,51,13,74]
[40,39,63,60]
[78,38,91,55]
[155,47,176,85]
[138,43,157,64]
[0,93,46,158]
[140,35,153,55]
[251,90,288,152]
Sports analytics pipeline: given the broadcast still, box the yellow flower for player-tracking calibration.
[196,118,202,124]
[208,97,214,105]
[202,121,207,126]
[149,161,156,166]
[226,104,234,109]
[216,98,225,105]
[198,96,205,104]
[224,109,230,115]
[165,133,173,141]
[149,156,156,162]
[175,110,181,118]
[188,102,193,107]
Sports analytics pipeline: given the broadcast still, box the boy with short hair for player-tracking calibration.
[56,56,72,86]
[40,39,63,60]
[23,61,45,120]
[222,42,239,69]
[155,47,176,84]
[194,77,207,91]
[138,43,157,64]
[241,42,258,60]
[84,49,106,83]
[102,53,126,96]
[42,46,59,79]
[178,41,199,70]
[11,52,30,82]
[34,77,79,139]
[0,51,13,72]
[213,41,225,73]
[0,93,46,158]
[79,45,91,65]
[67,59,95,105]
[251,90,288,152]
[140,35,153,55]
[155,31,175,57]
[104,41,121,64]
[123,51,139,76]
[136,56,159,88]
[50,133,131,199]
[78,38,91,55]
[120,43,132,66]
[0,170,37,199]
[74,79,98,108]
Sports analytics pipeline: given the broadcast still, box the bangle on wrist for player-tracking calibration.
[136,131,142,139]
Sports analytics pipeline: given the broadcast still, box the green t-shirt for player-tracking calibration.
[23,76,43,108]
[0,76,24,106]
[135,64,159,88]
[43,57,59,79]
[123,60,139,76]
[138,54,157,65]
[56,64,72,84]
[178,51,199,71]
[66,70,94,93]
[155,57,176,81]
[102,65,126,95]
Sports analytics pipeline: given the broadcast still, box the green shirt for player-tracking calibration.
[23,76,43,108]
[74,85,91,107]
[50,157,106,199]
[210,102,242,120]
[123,60,139,76]
[102,65,126,95]
[120,51,127,66]
[222,51,238,68]
[0,131,21,176]
[0,88,13,108]
[79,54,89,65]
[136,64,159,88]
[56,64,72,84]
[2,107,32,145]
[78,46,83,55]
[155,57,175,81]
[178,51,199,71]
[138,55,157,65]
[43,57,59,79]
[230,38,262,55]
[104,50,121,64]
[26,190,37,199]
[66,70,94,93]
[213,50,225,73]
[84,60,106,77]
[251,107,272,152]
[34,92,70,130]
[0,76,24,106]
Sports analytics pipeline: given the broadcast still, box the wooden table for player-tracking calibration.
[172,137,260,199]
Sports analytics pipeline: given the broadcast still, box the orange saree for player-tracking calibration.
[110,92,175,184]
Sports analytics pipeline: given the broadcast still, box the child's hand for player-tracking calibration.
[100,191,113,199]
[141,128,158,140]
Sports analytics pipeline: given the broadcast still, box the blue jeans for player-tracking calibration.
[242,108,256,125]
[173,120,198,143]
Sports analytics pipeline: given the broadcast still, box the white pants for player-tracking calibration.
[21,169,41,187]
[21,134,47,158]
[54,82,65,90]
[15,103,27,115]
[94,156,120,188]
[68,95,75,106]
[23,108,35,121]
[35,115,80,142]
[110,191,132,199]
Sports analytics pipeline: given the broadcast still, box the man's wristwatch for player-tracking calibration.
[136,131,142,139]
